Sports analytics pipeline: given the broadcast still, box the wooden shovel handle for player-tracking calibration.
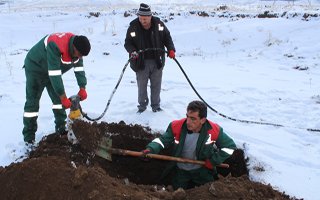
[107,147,229,168]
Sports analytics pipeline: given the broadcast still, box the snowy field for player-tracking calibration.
[1,0,320,199]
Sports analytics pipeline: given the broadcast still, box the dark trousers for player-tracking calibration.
[136,59,162,110]
[172,167,215,190]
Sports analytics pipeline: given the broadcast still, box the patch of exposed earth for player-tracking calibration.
[0,120,301,200]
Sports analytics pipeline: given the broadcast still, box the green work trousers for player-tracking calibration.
[172,167,215,190]
[22,69,66,142]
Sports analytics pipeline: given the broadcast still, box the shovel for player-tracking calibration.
[95,137,229,168]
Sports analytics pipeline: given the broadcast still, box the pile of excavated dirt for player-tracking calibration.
[0,120,300,200]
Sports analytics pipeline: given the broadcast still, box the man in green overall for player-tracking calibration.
[142,100,237,189]
[22,32,91,144]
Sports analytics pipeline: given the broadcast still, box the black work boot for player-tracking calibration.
[152,107,163,112]
[58,129,68,135]
[137,108,146,114]
[56,125,68,137]
[25,140,36,154]
[25,139,35,146]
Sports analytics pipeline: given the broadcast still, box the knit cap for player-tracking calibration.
[73,35,91,56]
[137,3,152,16]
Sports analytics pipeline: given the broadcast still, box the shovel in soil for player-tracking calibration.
[95,136,229,168]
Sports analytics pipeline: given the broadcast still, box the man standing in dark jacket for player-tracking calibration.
[124,3,176,113]
[22,32,91,144]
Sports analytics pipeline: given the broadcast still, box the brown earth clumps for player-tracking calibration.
[0,120,300,200]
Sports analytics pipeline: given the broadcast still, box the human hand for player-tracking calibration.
[61,97,71,109]
[130,51,139,60]
[140,149,151,161]
[204,159,213,170]
[78,88,87,101]
[168,50,175,59]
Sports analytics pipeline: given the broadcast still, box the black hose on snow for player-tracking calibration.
[81,48,320,132]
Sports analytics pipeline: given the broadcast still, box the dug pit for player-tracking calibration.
[0,120,300,200]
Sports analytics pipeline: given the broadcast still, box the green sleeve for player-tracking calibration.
[146,123,175,154]
[208,128,237,165]
[73,58,87,88]
[47,42,65,96]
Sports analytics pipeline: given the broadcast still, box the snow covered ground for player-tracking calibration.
[1,0,320,199]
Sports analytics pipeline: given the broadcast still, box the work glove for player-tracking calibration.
[61,97,72,109]
[78,88,87,101]
[140,149,151,161]
[130,51,139,60]
[167,50,175,59]
[204,159,213,170]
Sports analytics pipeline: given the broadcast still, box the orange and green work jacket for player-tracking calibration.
[146,118,237,172]
[24,32,87,96]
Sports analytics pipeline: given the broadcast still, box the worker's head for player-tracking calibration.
[186,100,207,133]
[137,3,152,29]
[73,35,91,58]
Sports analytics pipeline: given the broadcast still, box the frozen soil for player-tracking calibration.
[0,120,301,200]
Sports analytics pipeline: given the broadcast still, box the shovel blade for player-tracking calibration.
[95,136,112,161]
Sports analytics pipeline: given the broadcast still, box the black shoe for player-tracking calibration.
[137,108,146,113]
[25,140,36,153]
[152,108,163,112]
[57,129,68,136]
[25,139,35,145]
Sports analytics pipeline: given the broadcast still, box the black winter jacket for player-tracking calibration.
[124,16,175,72]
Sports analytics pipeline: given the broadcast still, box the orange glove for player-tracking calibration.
[78,88,87,101]
[204,159,213,170]
[61,97,71,109]
[168,50,175,59]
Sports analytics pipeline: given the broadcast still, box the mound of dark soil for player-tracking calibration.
[0,120,300,200]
